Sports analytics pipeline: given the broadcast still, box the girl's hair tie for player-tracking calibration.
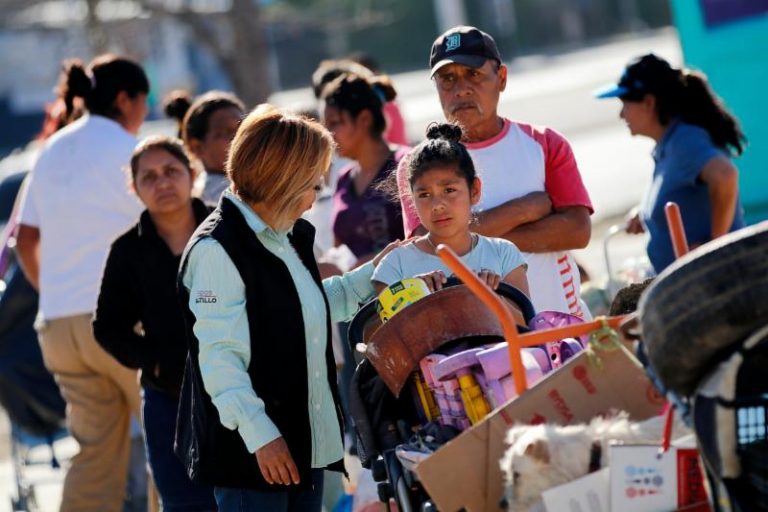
[372,84,387,104]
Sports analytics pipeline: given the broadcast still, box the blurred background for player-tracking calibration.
[0,0,766,298]
[1,0,766,224]
[0,0,672,152]
[1,1,768,509]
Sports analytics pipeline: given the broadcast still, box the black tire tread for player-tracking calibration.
[639,222,768,396]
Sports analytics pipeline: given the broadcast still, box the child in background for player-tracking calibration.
[373,123,529,296]
[164,90,245,205]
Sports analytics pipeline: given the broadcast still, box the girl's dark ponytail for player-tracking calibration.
[680,72,745,156]
[58,59,92,121]
[426,122,462,143]
[369,75,397,103]
[57,54,149,121]
[320,73,396,136]
[163,90,193,138]
[406,122,476,187]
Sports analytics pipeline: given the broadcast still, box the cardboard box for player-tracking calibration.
[414,347,666,511]
[541,439,709,512]
[542,468,610,511]
[609,444,709,511]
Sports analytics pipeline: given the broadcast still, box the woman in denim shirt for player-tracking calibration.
[596,53,746,272]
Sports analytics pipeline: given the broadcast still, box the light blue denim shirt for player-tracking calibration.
[182,191,375,467]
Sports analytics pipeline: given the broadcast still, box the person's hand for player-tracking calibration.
[255,437,300,486]
[625,209,645,234]
[477,269,502,290]
[372,239,410,267]
[416,270,447,292]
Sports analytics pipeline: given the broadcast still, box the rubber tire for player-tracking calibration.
[638,221,768,396]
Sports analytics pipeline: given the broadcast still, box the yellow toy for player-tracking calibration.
[457,373,491,425]
[412,372,441,422]
[376,278,431,322]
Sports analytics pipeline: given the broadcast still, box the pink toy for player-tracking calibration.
[528,310,588,347]
[559,338,584,363]
[475,342,551,378]
[419,354,446,387]
[491,350,547,407]
[543,341,564,370]
[475,343,550,408]
[431,349,483,382]
[432,348,494,426]
[529,311,588,368]
[440,380,467,427]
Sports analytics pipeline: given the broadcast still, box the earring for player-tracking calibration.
[469,208,480,226]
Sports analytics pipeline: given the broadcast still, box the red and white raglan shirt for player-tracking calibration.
[398,119,593,317]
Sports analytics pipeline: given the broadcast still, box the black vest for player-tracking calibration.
[175,197,345,489]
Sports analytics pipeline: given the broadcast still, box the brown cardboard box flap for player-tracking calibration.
[415,347,665,511]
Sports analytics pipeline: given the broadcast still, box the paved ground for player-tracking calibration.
[0,28,677,511]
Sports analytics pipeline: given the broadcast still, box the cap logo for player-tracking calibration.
[445,33,461,52]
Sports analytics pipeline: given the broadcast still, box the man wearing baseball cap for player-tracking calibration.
[397,25,594,317]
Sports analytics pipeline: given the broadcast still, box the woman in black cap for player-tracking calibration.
[595,53,746,273]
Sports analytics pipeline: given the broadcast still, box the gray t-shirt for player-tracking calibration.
[372,235,527,286]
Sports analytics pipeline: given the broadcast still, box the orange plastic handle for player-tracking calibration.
[516,315,628,346]
[436,244,529,394]
[659,201,689,450]
[665,202,689,258]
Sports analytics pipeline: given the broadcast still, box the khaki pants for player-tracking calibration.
[37,313,141,512]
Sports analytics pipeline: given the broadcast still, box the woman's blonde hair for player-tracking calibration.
[227,105,334,228]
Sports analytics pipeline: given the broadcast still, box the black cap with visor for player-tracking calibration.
[594,53,677,101]
[429,26,502,77]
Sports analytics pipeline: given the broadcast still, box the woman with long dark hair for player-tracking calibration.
[15,54,150,511]
[596,53,746,272]
[321,73,408,266]
[320,72,409,444]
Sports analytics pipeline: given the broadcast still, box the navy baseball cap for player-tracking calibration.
[430,26,502,77]
[594,53,676,100]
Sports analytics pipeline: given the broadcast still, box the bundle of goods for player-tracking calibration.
[374,277,589,432]
[348,276,598,511]
[412,310,587,432]
[493,215,768,511]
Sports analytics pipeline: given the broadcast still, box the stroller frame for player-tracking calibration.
[347,277,536,511]
[8,423,66,512]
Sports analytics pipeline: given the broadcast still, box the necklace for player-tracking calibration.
[424,233,478,255]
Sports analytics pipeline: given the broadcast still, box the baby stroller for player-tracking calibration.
[347,277,537,511]
[0,172,67,511]
[0,264,68,512]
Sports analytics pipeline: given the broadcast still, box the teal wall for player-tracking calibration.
[669,1,768,223]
